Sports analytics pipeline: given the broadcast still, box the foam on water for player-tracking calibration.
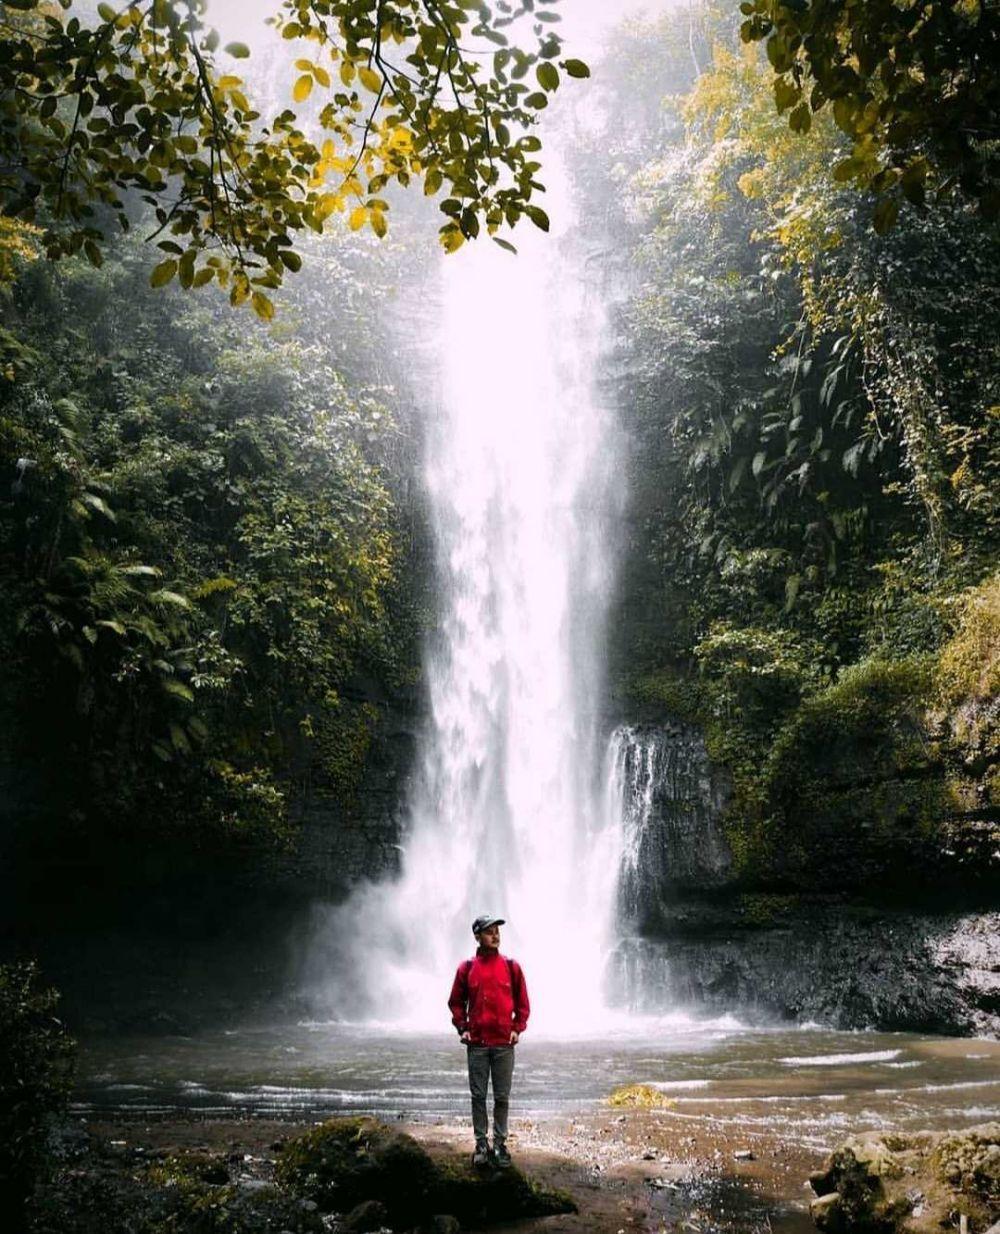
[779,1049,903,1066]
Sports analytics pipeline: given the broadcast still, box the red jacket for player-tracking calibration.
[448,949,530,1046]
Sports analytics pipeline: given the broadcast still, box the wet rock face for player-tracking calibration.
[610,722,733,924]
[284,700,419,899]
[610,909,1000,1036]
[606,715,1000,1035]
[809,1124,1000,1234]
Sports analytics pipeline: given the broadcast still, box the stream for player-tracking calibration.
[75,1019,1000,1149]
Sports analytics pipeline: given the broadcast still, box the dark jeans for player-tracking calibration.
[467,1045,515,1144]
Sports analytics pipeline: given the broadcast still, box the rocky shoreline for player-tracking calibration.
[29,1109,824,1234]
[27,1106,1000,1233]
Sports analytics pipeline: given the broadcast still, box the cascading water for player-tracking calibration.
[604,726,665,925]
[310,135,627,1034]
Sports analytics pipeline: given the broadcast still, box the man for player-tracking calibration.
[447,914,530,1169]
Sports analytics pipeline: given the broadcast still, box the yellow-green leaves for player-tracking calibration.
[150,260,177,288]
[6,0,591,300]
[774,77,799,114]
[295,58,330,89]
[358,66,382,94]
[872,197,899,236]
[536,62,559,91]
[788,103,811,135]
[251,291,275,321]
[440,225,465,254]
[740,0,1000,228]
[526,206,550,232]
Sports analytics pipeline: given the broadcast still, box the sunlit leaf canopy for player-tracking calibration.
[739,0,1000,227]
[0,0,589,316]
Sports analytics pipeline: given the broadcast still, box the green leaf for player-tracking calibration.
[251,291,275,321]
[872,195,899,235]
[833,158,861,182]
[492,237,518,254]
[536,62,559,92]
[788,103,811,134]
[563,59,590,79]
[149,259,177,288]
[81,492,116,520]
[150,589,190,608]
[832,97,855,134]
[169,722,191,753]
[526,205,549,232]
[773,77,799,113]
[224,42,251,58]
[359,66,382,93]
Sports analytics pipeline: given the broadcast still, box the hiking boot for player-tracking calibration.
[472,1140,491,1168]
[493,1140,512,1169]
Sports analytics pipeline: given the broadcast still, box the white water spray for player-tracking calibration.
[316,134,629,1033]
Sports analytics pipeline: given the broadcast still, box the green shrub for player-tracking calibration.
[695,622,828,727]
[0,962,75,1220]
[934,574,1000,778]
[766,655,936,791]
[937,573,1000,706]
[758,656,945,880]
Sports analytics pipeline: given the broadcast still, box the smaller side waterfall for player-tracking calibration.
[606,721,733,919]
[604,726,665,924]
[603,721,733,1013]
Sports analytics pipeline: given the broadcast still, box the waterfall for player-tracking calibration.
[604,726,665,925]
[310,136,628,1034]
[602,722,735,1014]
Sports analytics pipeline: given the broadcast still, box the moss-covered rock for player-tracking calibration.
[276,1117,437,1221]
[430,1153,575,1229]
[145,1149,230,1186]
[809,1123,1000,1234]
[607,1083,676,1109]
[29,1143,324,1234]
[275,1117,575,1229]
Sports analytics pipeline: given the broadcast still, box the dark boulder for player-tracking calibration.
[275,1117,575,1229]
[342,1198,391,1231]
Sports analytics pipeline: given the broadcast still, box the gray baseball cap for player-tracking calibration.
[471,915,505,935]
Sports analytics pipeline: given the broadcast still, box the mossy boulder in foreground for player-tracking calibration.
[809,1123,1000,1234]
[276,1116,576,1229]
